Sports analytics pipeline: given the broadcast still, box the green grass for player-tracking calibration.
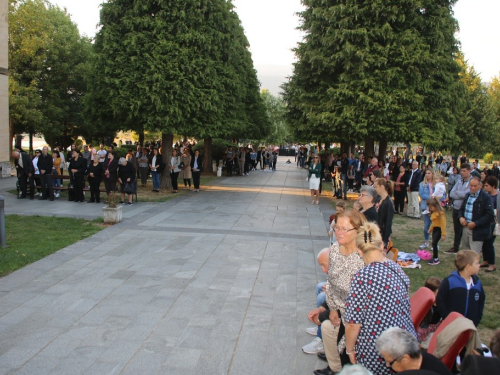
[1,215,104,277]
[328,196,500,344]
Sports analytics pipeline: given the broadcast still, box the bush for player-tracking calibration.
[484,153,495,164]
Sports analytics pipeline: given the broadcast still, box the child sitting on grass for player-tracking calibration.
[427,197,446,266]
[436,250,485,327]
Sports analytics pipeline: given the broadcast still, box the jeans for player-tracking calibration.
[341,174,348,199]
[316,281,326,307]
[423,213,431,242]
[152,170,160,190]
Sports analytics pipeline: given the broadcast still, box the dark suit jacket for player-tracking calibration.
[15,152,34,174]
[37,153,53,175]
[191,156,203,172]
[458,189,494,241]
[408,169,422,191]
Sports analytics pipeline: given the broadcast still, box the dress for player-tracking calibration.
[344,260,416,375]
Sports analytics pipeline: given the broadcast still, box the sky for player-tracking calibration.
[51,0,500,96]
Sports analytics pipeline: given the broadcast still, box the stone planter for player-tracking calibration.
[102,205,122,224]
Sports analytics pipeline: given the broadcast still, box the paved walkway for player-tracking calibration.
[0,158,334,374]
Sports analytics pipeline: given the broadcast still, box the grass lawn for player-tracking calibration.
[324,191,500,344]
[1,215,104,277]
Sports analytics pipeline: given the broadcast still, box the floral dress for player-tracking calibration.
[344,260,416,375]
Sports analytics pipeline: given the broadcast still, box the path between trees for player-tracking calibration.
[0,157,332,374]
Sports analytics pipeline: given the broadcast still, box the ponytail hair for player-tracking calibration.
[375,178,394,196]
[356,222,384,255]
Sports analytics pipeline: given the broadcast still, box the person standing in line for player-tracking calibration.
[169,148,181,193]
[37,146,55,201]
[445,163,471,254]
[480,176,499,272]
[69,149,86,202]
[191,149,203,192]
[103,150,118,197]
[308,155,321,204]
[406,161,422,219]
[149,147,162,192]
[393,165,407,215]
[13,148,34,199]
[86,157,103,203]
[180,147,192,189]
[137,149,149,187]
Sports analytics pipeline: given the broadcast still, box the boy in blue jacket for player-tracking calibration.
[436,250,485,326]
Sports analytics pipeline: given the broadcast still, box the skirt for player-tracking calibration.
[309,175,320,190]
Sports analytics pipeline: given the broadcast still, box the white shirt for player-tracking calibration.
[32,156,39,174]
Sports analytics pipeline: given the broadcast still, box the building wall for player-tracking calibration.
[0,0,10,177]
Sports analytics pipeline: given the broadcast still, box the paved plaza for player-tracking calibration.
[0,158,334,374]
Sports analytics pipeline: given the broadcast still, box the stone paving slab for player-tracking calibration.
[0,158,335,374]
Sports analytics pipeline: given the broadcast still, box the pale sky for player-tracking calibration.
[52,0,500,94]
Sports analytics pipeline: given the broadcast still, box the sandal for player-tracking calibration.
[480,262,489,268]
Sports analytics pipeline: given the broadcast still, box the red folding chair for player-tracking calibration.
[427,312,472,370]
[410,287,435,330]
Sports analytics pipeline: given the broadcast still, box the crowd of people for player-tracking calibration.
[12,140,206,204]
[299,149,500,374]
[223,146,278,175]
[302,207,499,375]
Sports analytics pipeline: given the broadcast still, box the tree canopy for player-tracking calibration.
[9,0,92,150]
[283,0,462,149]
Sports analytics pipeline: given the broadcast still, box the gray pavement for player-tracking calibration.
[0,158,334,374]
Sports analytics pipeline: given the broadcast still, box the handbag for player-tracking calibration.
[124,181,136,194]
[178,161,185,169]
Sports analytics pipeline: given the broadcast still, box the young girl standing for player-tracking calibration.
[427,197,446,265]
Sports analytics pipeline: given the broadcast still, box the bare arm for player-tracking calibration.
[345,323,362,364]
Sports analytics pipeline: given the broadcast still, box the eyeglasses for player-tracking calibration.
[387,356,401,368]
[333,226,356,233]
[359,193,368,197]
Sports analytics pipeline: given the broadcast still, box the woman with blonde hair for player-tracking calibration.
[344,222,416,375]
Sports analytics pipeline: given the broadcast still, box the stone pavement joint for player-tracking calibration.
[0,157,332,374]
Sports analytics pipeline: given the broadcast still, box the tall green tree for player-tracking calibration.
[9,0,91,151]
[452,55,497,155]
[261,90,290,145]
[283,0,461,149]
[89,0,267,184]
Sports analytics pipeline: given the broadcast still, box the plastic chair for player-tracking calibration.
[427,312,472,370]
[410,287,435,330]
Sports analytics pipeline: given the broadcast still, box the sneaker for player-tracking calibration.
[419,242,429,249]
[127,202,132,205]
[119,201,125,204]
[444,248,457,255]
[306,327,318,336]
[428,258,440,266]
[302,337,324,354]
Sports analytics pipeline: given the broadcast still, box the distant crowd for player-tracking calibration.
[12,141,205,205]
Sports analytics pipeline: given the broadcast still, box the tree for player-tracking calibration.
[452,55,498,155]
[283,0,461,149]
[261,90,290,145]
[9,0,92,151]
[89,0,267,184]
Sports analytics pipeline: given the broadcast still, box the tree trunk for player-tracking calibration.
[364,137,374,157]
[378,139,388,163]
[160,132,173,188]
[341,142,349,155]
[203,137,213,173]
[405,143,411,160]
[138,131,145,147]
[29,132,34,156]
[325,141,330,150]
